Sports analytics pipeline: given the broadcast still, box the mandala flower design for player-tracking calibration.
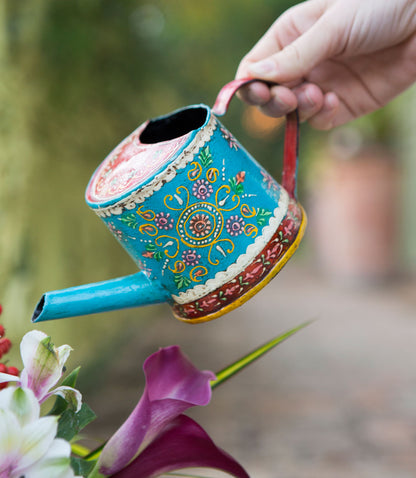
[155,212,174,230]
[192,179,213,200]
[226,216,245,236]
[189,214,213,237]
[182,249,202,267]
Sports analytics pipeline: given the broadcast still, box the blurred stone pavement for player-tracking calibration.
[86,259,416,478]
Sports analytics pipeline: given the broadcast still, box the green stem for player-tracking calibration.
[211,321,312,389]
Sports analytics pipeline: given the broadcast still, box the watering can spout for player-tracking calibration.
[31,272,170,323]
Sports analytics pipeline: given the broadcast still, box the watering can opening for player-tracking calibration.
[32,296,45,322]
[140,105,209,144]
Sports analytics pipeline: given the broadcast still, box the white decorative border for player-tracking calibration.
[93,115,217,217]
[172,188,289,304]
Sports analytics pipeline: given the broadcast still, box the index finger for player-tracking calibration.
[236,0,326,79]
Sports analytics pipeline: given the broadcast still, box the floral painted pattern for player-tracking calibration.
[226,216,245,236]
[173,199,303,321]
[182,250,202,267]
[192,179,213,200]
[155,212,174,230]
[102,119,288,303]
[189,213,213,237]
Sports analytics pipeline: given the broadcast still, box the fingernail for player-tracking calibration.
[249,59,276,76]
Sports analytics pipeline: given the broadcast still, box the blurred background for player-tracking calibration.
[1,1,416,477]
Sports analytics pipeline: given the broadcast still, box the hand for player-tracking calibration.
[236,0,416,129]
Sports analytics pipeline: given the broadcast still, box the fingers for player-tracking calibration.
[248,15,339,84]
[258,85,298,117]
[235,0,341,128]
[236,0,327,79]
[292,83,325,122]
[239,81,340,130]
[239,82,325,121]
[308,92,340,130]
[237,81,272,106]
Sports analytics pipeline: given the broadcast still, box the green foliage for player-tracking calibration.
[256,208,272,226]
[71,456,97,478]
[229,177,244,195]
[173,274,192,289]
[145,242,164,261]
[47,366,97,455]
[198,146,213,168]
[57,402,97,442]
[119,214,139,229]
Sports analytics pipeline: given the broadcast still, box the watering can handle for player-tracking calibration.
[212,78,299,200]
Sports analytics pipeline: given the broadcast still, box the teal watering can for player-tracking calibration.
[32,79,306,324]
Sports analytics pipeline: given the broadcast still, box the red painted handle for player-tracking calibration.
[212,78,299,200]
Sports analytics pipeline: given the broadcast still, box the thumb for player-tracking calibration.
[249,15,340,83]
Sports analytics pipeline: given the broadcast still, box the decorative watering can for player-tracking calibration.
[32,79,306,324]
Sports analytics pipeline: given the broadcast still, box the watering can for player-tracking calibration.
[32,79,306,324]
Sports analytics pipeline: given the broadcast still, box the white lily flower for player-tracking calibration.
[0,387,82,478]
[0,330,82,412]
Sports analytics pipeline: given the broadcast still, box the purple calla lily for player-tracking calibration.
[112,415,249,478]
[97,346,249,478]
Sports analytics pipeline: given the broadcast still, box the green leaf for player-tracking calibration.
[48,395,68,416]
[145,242,157,252]
[154,250,164,261]
[84,462,106,478]
[70,456,97,478]
[119,213,139,229]
[57,403,97,442]
[228,177,244,195]
[62,367,81,387]
[198,145,213,168]
[256,208,272,226]
[173,274,191,289]
[211,321,312,389]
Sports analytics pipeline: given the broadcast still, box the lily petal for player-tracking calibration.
[56,344,73,370]
[144,345,215,404]
[14,415,58,473]
[7,387,40,427]
[42,385,83,413]
[0,408,21,474]
[0,386,19,409]
[20,331,72,402]
[112,415,250,478]
[98,346,215,475]
[23,438,81,478]
[0,372,20,386]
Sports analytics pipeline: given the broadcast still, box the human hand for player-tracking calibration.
[236,0,416,129]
